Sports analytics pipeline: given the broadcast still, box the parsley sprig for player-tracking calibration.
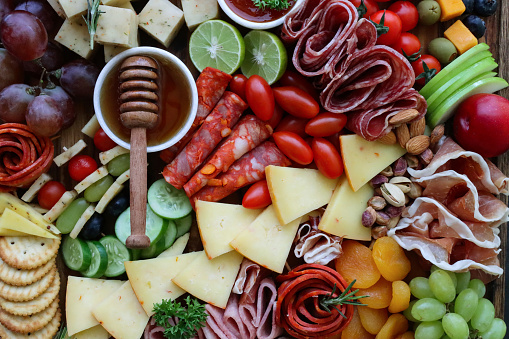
[319,280,368,318]
[252,0,290,11]
[83,0,103,50]
[153,296,208,339]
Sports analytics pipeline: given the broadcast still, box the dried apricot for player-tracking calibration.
[358,306,389,335]
[336,240,381,288]
[395,331,415,339]
[375,314,409,339]
[341,306,375,339]
[372,237,411,281]
[388,280,411,313]
[358,277,392,309]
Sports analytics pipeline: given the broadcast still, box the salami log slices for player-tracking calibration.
[0,123,54,192]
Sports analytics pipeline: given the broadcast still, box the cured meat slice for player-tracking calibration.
[184,115,272,197]
[233,259,266,301]
[190,141,290,207]
[255,278,283,339]
[163,91,247,189]
[294,217,342,265]
[281,0,326,42]
[160,67,232,163]
[223,294,255,339]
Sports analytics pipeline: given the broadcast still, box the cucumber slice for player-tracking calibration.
[140,220,168,258]
[81,241,108,278]
[99,235,131,277]
[61,236,92,272]
[114,204,165,245]
[148,179,192,219]
[161,220,177,250]
[175,214,192,238]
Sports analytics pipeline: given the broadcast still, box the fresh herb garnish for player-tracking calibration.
[356,0,368,18]
[53,325,68,339]
[82,0,103,50]
[415,60,437,85]
[370,10,390,38]
[153,296,208,339]
[252,0,290,11]
[319,280,368,318]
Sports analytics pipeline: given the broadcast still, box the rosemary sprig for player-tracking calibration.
[252,0,290,11]
[52,325,68,339]
[82,0,103,50]
[319,280,369,318]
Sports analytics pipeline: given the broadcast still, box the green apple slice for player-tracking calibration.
[420,43,491,99]
[427,75,508,127]
[427,58,498,112]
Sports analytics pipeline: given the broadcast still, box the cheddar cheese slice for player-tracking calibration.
[0,208,57,238]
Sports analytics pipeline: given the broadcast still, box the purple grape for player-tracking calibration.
[60,59,100,99]
[23,42,64,74]
[0,0,13,23]
[0,48,23,91]
[0,83,35,123]
[14,0,61,38]
[0,10,47,61]
[26,94,63,136]
[44,85,75,128]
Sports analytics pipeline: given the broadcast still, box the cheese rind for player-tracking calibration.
[138,0,184,47]
[230,205,300,273]
[181,0,219,30]
[43,190,78,223]
[318,176,374,241]
[95,6,138,47]
[0,208,57,238]
[74,167,109,194]
[196,201,262,259]
[53,139,87,167]
[55,19,95,59]
[21,173,52,202]
[72,325,111,339]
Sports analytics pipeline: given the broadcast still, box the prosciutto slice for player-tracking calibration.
[294,219,342,265]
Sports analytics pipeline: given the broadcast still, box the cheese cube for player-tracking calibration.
[72,325,111,339]
[0,208,57,238]
[115,0,135,11]
[47,0,65,18]
[444,20,478,55]
[102,0,130,7]
[181,0,219,30]
[55,19,95,59]
[437,0,465,22]
[138,0,184,47]
[318,176,374,241]
[95,6,138,47]
[104,32,140,63]
[58,0,87,20]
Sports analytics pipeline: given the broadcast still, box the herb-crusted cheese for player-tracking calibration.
[55,19,95,59]
[47,0,65,18]
[58,0,88,20]
[104,32,140,63]
[181,0,219,31]
[21,173,52,202]
[81,115,100,138]
[53,139,87,167]
[138,0,184,47]
[43,190,78,223]
[101,0,130,7]
[74,166,109,194]
[99,146,129,165]
[95,6,138,47]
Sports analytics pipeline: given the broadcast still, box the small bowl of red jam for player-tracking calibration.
[218,0,304,30]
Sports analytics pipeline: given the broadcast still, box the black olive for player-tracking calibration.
[462,15,486,39]
[462,0,475,14]
[473,0,497,17]
[79,213,104,240]
[105,193,130,219]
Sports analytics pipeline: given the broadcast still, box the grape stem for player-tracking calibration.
[83,0,103,50]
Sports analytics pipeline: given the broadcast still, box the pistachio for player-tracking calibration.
[370,174,389,187]
[371,226,388,239]
[374,187,383,196]
[381,183,406,207]
[405,195,410,205]
[392,157,407,176]
[419,148,434,165]
[389,176,412,193]
[408,182,423,199]
[368,196,386,210]
[380,166,394,177]
[387,216,401,229]
[385,205,404,218]
[362,207,377,227]
[405,154,419,169]
[376,211,390,225]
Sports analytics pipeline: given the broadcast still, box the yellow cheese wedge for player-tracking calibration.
[72,325,111,339]
[66,277,124,335]
[92,281,149,339]
[318,176,374,241]
[125,252,201,316]
[157,233,190,258]
[172,250,243,309]
[340,135,406,192]
[230,205,300,273]
[266,166,339,225]
[196,201,262,259]
[0,208,57,238]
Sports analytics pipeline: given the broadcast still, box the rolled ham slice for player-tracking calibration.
[294,221,342,265]
[255,278,283,339]
[163,91,247,189]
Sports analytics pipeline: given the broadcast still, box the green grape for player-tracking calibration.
[441,335,452,339]
[84,175,114,203]
[430,265,439,273]
[410,277,435,299]
[471,298,495,332]
[455,271,471,294]
[454,288,478,322]
[411,298,446,322]
[479,318,507,339]
[56,198,91,234]
[429,269,456,303]
[468,279,486,298]
[107,154,130,176]
[445,270,457,290]
[442,313,469,339]
[415,321,444,339]
[404,300,420,322]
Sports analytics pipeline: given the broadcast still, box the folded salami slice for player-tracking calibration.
[160,67,232,163]
[281,0,326,43]
[190,141,290,206]
[184,115,272,197]
[163,91,247,189]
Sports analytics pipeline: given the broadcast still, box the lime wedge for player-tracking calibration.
[189,20,245,74]
[241,30,287,85]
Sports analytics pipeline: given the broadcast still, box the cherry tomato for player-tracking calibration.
[370,10,402,46]
[311,138,344,179]
[388,1,419,32]
[305,113,347,137]
[266,104,284,130]
[38,181,66,210]
[94,128,117,152]
[68,155,98,182]
[245,75,274,121]
[274,116,309,138]
[348,0,380,18]
[272,86,319,119]
[391,32,421,59]
[277,70,319,101]
[242,180,272,209]
[229,74,247,101]
[273,131,313,165]
[411,54,441,86]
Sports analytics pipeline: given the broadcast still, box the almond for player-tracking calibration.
[409,117,426,137]
[396,124,410,149]
[406,135,430,155]
[430,124,445,145]
[389,109,420,126]
[377,131,397,145]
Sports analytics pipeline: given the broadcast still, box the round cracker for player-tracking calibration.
[0,235,61,270]
[0,256,55,286]
[0,267,56,302]
[0,308,60,339]
[0,273,60,316]
[0,297,58,333]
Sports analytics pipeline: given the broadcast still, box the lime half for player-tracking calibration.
[241,30,287,85]
[189,20,245,74]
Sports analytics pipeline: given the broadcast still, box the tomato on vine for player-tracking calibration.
[348,0,379,18]
[391,32,421,62]
[411,55,441,86]
[388,1,419,32]
[370,10,402,46]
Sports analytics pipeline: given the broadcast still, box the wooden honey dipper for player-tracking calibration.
[118,56,159,249]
